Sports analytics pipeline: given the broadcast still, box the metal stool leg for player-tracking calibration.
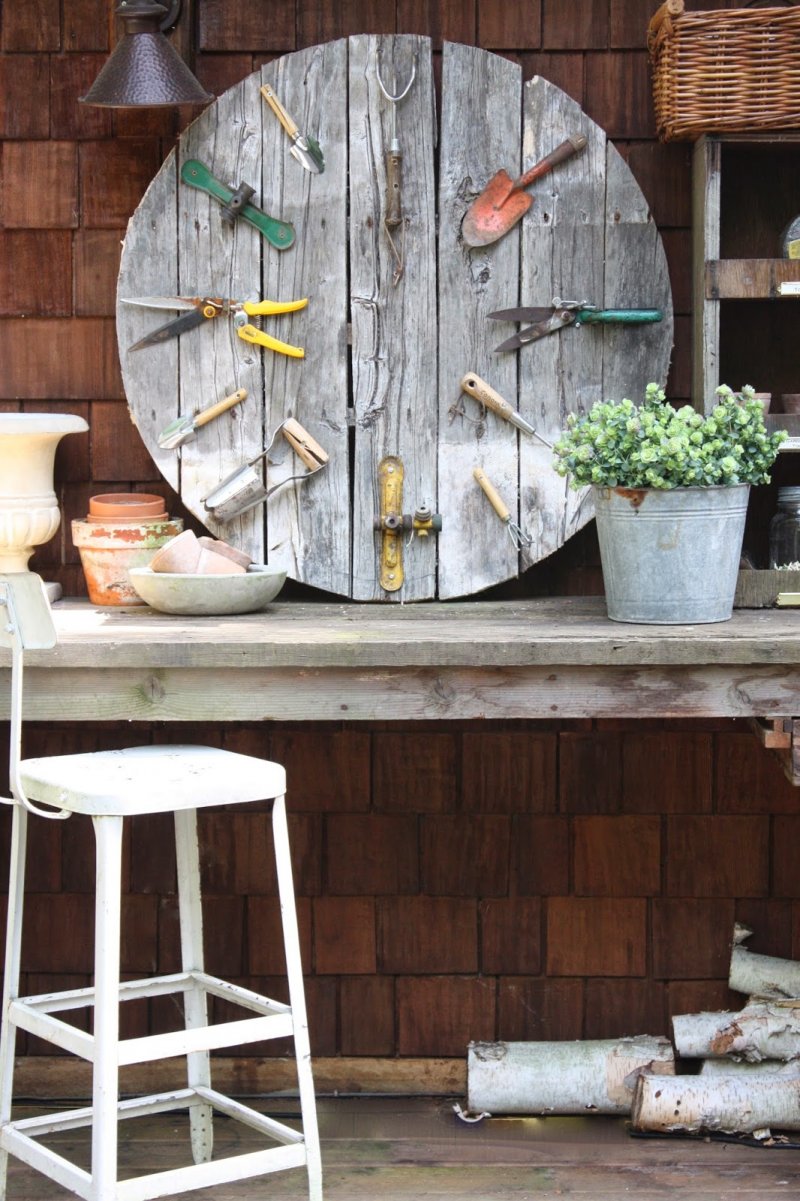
[174,808,213,1165]
[91,814,124,1201]
[0,806,28,1201]
[272,795,322,1201]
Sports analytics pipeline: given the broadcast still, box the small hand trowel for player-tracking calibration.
[461,133,588,248]
[260,85,325,175]
[157,388,247,451]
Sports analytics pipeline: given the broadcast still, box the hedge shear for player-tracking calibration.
[488,298,663,353]
[123,295,308,358]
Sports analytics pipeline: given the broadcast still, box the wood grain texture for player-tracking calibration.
[519,76,673,567]
[117,156,179,492]
[263,41,351,595]
[437,43,521,599]
[349,34,437,600]
[116,39,673,601]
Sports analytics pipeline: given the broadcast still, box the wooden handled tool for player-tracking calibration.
[461,134,588,248]
[473,468,532,551]
[157,388,247,450]
[281,417,330,472]
[460,373,541,438]
[260,85,325,174]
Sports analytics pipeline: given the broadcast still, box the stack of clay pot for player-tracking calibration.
[149,530,252,574]
[72,493,183,606]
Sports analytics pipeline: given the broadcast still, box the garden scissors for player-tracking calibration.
[122,295,308,358]
[488,298,663,352]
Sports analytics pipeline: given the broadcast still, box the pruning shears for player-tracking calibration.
[488,298,663,353]
[122,295,308,358]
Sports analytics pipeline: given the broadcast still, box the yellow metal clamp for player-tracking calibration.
[374,456,442,592]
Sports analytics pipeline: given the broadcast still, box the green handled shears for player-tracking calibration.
[489,298,663,352]
[122,296,308,358]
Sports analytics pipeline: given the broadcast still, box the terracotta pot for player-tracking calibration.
[88,493,167,521]
[72,516,184,606]
[196,547,247,575]
[197,536,253,568]
[150,529,201,573]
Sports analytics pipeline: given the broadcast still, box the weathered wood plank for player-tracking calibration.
[117,157,179,493]
[692,136,720,412]
[6,663,800,723]
[602,140,673,402]
[518,76,603,565]
[349,34,437,600]
[178,69,266,559]
[260,41,351,595]
[705,258,800,299]
[437,42,521,599]
[7,598,800,669]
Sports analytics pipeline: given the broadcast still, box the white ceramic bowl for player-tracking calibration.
[128,564,286,615]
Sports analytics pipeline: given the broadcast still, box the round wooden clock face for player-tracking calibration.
[117,37,673,601]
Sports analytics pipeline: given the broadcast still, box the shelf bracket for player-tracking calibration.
[748,717,800,785]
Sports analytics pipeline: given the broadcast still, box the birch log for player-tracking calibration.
[729,944,800,1000]
[700,1057,800,1078]
[673,1004,800,1062]
[632,1069,800,1134]
[467,1037,674,1116]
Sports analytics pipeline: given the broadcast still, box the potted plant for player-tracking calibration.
[552,383,787,624]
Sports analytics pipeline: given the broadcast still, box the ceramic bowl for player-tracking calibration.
[128,564,286,615]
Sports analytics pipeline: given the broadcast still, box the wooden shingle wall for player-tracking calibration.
[2,0,788,1075]
[1,718,798,1062]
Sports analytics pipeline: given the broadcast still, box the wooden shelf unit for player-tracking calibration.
[692,132,800,416]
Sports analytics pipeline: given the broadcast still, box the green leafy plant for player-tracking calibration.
[552,383,786,491]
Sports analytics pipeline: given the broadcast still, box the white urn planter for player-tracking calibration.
[0,414,89,593]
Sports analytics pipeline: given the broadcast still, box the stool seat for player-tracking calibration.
[18,745,286,816]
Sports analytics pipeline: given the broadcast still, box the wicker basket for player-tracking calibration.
[648,0,800,141]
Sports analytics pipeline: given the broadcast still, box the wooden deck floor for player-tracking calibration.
[6,1096,800,1200]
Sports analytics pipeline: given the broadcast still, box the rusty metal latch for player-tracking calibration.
[373,455,442,592]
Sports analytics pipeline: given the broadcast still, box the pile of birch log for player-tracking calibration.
[465,927,800,1136]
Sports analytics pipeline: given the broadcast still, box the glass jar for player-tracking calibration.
[769,486,800,569]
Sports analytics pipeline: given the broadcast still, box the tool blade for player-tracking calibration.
[157,415,194,450]
[289,139,323,174]
[121,297,199,311]
[306,135,325,173]
[488,307,556,323]
[461,171,531,248]
[128,308,206,352]
[493,332,528,353]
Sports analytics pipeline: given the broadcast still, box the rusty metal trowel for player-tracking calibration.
[202,418,328,521]
[461,134,588,248]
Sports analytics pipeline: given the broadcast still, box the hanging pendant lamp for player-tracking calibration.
[80,0,212,108]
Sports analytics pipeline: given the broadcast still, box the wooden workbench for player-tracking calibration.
[2,596,798,725]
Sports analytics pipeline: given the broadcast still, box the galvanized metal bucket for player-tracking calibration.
[592,484,750,625]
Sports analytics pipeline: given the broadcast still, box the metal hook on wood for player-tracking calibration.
[375,47,417,286]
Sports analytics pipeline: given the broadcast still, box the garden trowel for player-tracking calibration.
[261,85,325,174]
[157,389,247,450]
[462,134,588,248]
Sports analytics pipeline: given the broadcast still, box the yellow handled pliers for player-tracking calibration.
[122,295,308,358]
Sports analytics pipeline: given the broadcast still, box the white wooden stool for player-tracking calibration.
[0,573,322,1201]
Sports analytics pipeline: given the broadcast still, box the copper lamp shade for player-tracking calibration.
[80,0,212,108]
